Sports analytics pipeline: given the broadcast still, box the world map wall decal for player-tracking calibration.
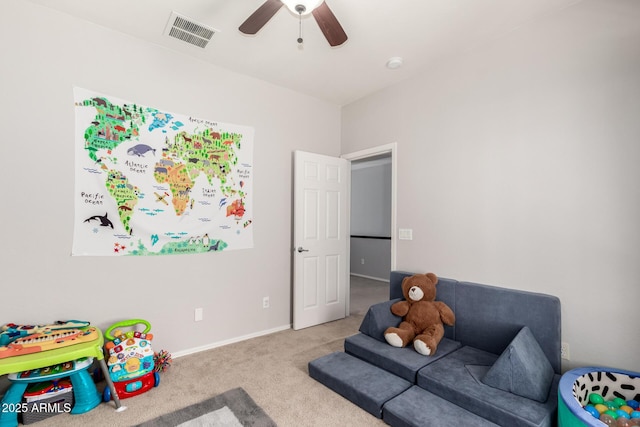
[72,87,254,256]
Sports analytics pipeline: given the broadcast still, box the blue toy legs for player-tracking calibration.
[68,368,101,414]
[0,382,28,427]
[0,358,101,427]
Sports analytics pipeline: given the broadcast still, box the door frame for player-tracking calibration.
[341,142,397,314]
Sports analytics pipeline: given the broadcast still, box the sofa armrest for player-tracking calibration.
[359,299,402,342]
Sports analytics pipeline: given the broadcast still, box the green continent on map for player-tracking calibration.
[80,97,142,162]
[105,169,139,234]
[173,129,241,189]
[153,128,245,216]
[128,238,228,256]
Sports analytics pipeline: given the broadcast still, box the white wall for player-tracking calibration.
[350,238,391,280]
[0,1,340,355]
[350,158,392,279]
[351,159,392,237]
[342,0,640,372]
[3,0,639,373]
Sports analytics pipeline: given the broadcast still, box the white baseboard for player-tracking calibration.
[172,324,291,359]
[350,273,389,283]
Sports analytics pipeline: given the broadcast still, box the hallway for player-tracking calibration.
[349,275,389,315]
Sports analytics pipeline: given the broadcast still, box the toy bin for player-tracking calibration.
[102,319,159,402]
[20,380,74,425]
[558,366,640,426]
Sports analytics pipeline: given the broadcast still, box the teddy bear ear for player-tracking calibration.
[426,272,438,284]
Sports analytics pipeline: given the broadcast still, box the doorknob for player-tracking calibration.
[297,247,309,253]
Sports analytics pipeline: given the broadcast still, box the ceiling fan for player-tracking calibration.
[239,0,348,47]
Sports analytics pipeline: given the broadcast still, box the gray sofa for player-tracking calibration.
[309,271,562,427]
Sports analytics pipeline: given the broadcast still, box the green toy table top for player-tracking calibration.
[0,328,104,377]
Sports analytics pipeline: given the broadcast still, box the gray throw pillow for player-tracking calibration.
[359,299,401,342]
[482,326,554,402]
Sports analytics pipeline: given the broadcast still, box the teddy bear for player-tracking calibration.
[384,273,455,356]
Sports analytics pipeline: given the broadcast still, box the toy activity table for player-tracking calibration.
[0,327,123,427]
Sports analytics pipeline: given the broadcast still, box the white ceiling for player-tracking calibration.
[27,0,583,105]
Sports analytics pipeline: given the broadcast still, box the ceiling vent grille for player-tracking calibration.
[164,12,217,48]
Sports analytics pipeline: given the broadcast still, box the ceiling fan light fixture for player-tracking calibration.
[281,0,323,15]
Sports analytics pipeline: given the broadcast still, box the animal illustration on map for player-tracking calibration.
[84,213,114,229]
[181,132,193,143]
[92,97,107,107]
[127,144,156,157]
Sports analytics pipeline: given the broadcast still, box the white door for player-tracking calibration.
[293,150,349,330]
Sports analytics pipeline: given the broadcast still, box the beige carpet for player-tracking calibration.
[8,276,389,427]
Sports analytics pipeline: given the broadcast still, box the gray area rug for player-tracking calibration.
[136,387,277,427]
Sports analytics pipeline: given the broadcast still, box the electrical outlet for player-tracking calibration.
[263,296,270,309]
[361,258,365,265]
[194,307,203,322]
[561,342,570,360]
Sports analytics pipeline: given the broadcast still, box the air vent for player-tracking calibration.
[164,12,217,48]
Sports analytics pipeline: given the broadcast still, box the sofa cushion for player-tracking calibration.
[383,386,500,427]
[308,351,411,418]
[358,299,402,342]
[345,333,461,382]
[454,281,561,373]
[482,326,555,403]
[417,346,560,427]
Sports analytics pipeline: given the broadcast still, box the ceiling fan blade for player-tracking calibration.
[312,1,348,47]
[239,0,283,35]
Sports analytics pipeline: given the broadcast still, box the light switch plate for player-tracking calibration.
[398,229,413,240]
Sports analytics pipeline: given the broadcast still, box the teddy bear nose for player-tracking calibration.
[409,286,424,300]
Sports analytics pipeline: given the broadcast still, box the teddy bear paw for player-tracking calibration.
[385,332,404,348]
[414,340,432,356]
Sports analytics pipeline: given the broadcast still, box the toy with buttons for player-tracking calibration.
[105,328,154,382]
[583,393,640,426]
[102,319,160,402]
